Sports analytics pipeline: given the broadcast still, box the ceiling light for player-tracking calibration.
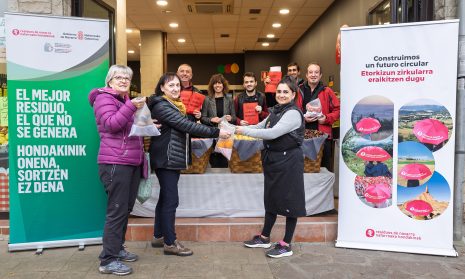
[138,43,141,47]
[162,10,173,13]
[266,34,275,38]
[128,50,135,54]
[156,0,168,6]
[279,9,290,15]
[272,23,281,28]
[126,28,133,33]
[178,38,186,43]
[262,42,269,47]
[169,23,179,28]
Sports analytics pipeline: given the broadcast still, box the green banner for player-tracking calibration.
[6,13,108,249]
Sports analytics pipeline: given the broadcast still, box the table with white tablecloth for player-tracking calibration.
[132,168,335,218]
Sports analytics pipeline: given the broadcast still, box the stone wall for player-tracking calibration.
[8,0,71,16]
[434,0,458,19]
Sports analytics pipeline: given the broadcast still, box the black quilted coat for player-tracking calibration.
[148,95,220,170]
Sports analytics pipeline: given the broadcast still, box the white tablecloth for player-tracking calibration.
[132,168,335,218]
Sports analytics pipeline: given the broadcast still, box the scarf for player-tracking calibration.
[162,95,186,115]
[272,101,296,116]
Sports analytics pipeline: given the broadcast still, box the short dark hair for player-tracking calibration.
[307,62,322,74]
[154,72,182,96]
[243,72,256,82]
[287,62,300,71]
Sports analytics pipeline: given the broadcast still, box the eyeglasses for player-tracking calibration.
[112,76,131,82]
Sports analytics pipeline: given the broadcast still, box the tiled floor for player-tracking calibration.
[0,218,8,235]
[0,212,338,243]
[0,191,339,243]
[126,213,338,242]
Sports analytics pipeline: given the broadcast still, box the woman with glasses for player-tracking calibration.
[89,65,147,276]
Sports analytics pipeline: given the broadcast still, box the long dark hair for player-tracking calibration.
[207,73,229,98]
[154,72,182,96]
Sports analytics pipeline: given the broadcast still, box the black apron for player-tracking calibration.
[261,103,306,217]
[262,147,306,217]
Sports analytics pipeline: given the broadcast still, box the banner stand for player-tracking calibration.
[336,241,458,257]
[337,20,459,257]
[6,13,109,251]
[8,237,102,253]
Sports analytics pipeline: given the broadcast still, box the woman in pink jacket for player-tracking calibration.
[89,65,147,276]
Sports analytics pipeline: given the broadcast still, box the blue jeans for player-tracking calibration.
[153,168,180,246]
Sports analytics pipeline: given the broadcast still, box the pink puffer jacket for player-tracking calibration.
[88,87,144,167]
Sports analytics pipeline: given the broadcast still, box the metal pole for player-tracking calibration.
[413,0,419,22]
[390,0,398,23]
[454,0,465,241]
[400,0,408,23]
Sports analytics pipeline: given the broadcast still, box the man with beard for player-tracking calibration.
[235,72,269,126]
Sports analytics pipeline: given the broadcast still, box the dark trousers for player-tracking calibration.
[261,211,298,244]
[98,164,141,266]
[321,139,333,172]
[153,168,180,245]
[210,140,229,168]
[265,93,277,108]
[209,152,229,168]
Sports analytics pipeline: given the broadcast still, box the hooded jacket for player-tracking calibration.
[148,95,220,170]
[88,87,144,166]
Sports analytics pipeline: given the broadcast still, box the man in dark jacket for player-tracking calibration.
[235,72,269,126]
[296,63,340,171]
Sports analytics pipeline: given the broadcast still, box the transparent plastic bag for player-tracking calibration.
[129,103,161,137]
[214,118,235,160]
[137,152,152,204]
[304,98,323,118]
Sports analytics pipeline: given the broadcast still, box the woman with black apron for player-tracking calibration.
[236,76,305,258]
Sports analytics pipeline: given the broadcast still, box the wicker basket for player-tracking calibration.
[304,144,324,173]
[181,148,212,174]
[229,149,263,173]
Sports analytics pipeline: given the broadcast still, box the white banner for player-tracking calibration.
[337,21,458,256]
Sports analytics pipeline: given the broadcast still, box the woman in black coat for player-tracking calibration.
[148,72,230,256]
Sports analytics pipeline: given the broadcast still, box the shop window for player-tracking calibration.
[368,0,433,25]
[72,0,115,64]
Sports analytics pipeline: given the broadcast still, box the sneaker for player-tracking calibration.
[99,260,133,276]
[164,240,193,256]
[266,242,293,258]
[118,249,138,262]
[151,236,164,248]
[244,235,272,248]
